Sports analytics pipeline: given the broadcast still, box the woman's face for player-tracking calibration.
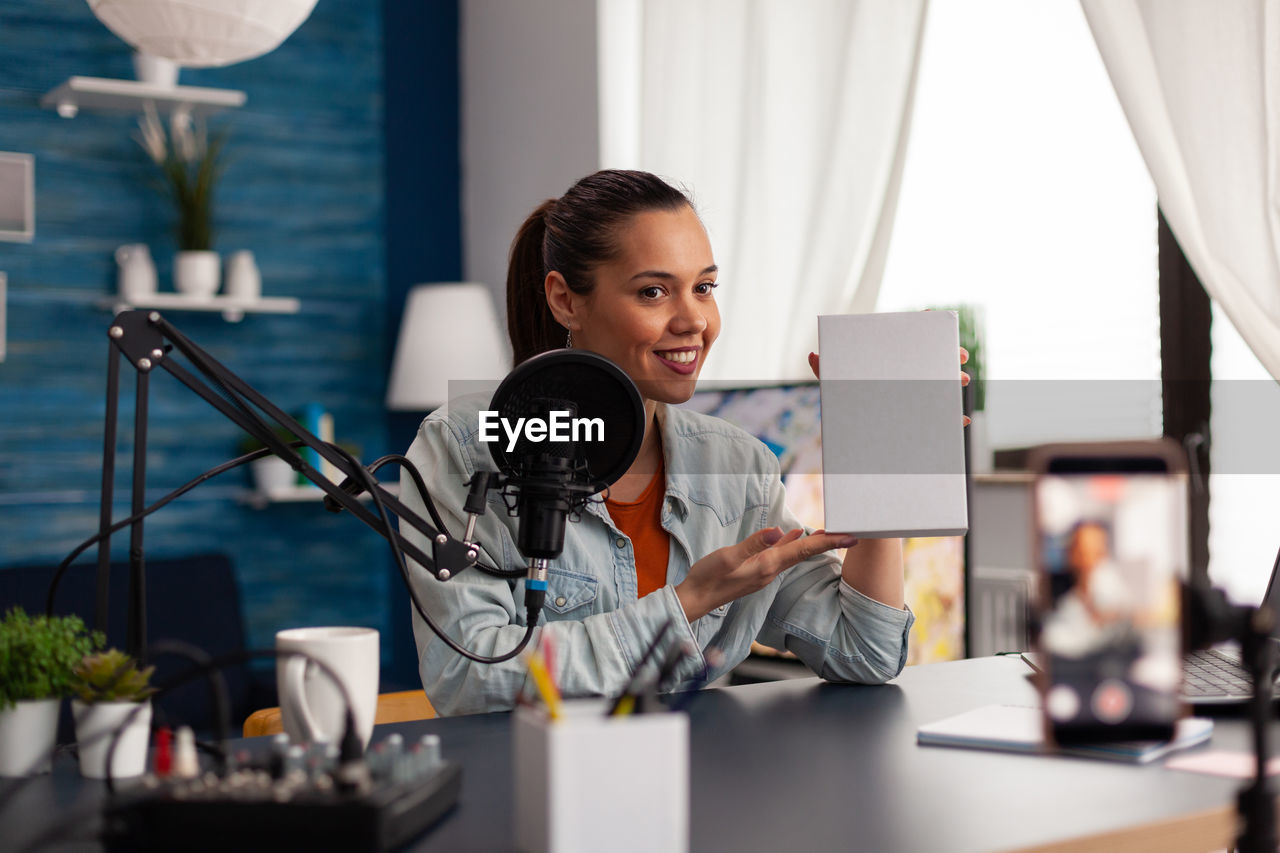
[558,205,721,405]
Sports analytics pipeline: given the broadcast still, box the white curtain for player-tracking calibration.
[598,0,929,383]
[1080,0,1280,381]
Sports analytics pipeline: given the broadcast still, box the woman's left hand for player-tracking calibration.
[807,349,972,427]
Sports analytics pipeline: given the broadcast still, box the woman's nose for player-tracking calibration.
[670,294,709,335]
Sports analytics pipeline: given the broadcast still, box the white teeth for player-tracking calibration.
[658,350,696,364]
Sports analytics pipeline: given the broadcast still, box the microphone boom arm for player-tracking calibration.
[97,310,481,657]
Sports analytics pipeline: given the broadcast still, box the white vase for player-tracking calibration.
[174,250,221,298]
[132,52,180,87]
[224,250,261,300]
[0,698,60,776]
[72,699,152,779]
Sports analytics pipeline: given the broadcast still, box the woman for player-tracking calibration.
[404,169,950,716]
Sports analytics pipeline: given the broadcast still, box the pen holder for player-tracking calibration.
[514,700,689,853]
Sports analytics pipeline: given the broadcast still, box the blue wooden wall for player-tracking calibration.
[0,0,461,683]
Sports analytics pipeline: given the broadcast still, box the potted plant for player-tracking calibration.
[0,608,103,776]
[136,103,228,298]
[238,425,305,494]
[70,649,158,779]
[946,304,989,473]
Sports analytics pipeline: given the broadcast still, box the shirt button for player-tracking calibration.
[555,596,567,607]
[615,537,627,549]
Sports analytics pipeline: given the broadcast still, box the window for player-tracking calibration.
[877,0,1160,449]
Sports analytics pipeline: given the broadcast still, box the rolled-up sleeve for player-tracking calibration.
[754,464,915,684]
[403,409,704,716]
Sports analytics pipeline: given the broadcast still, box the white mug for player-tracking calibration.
[276,626,379,748]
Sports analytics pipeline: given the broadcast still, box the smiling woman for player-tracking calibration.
[401,169,920,716]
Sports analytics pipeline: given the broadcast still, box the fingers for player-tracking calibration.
[753,530,857,576]
[737,526,786,559]
[960,346,969,364]
[808,351,820,379]
[961,370,970,386]
[963,415,971,427]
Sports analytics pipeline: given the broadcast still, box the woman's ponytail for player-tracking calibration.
[506,199,559,366]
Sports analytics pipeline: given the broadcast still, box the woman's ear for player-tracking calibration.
[544,271,579,331]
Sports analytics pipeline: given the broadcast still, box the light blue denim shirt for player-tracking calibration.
[403,392,915,716]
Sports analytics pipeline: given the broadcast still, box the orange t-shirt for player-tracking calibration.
[605,463,671,598]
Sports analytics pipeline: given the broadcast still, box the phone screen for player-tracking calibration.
[1033,452,1184,744]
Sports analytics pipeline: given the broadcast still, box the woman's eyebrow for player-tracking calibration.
[629,264,718,281]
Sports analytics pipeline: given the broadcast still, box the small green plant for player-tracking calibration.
[931,304,986,412]
[0,608,104,709]
[236,424,304,455]
[71,649,158,704]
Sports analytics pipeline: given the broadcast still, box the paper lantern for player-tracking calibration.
[87,0,319,68]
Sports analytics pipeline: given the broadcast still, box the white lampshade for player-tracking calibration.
[387,283,509,411]
[87,0,318,68]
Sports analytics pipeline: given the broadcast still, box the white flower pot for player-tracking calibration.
[252,455,298,493]
[72,699,152,779]
[174,250,221,298]
[0,698,60,776]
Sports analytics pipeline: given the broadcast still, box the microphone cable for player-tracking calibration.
[46,444,535,665]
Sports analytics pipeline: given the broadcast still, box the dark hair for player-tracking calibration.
[506,169,691,365]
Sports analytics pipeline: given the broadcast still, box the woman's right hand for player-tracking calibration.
[674,527,858,621]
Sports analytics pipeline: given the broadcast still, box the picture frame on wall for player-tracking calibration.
[0,152,34,243]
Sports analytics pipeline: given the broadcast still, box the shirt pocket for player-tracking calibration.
[543,568,599,617]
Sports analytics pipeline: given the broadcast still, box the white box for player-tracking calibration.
[513,701,689,853]
[818,311,969,537]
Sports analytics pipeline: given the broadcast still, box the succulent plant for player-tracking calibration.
[71,649,158,704]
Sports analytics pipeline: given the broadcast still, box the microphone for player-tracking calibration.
[484,350,645,626]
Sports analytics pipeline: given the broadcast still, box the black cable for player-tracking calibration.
[101,647,359,795]
[338,452,524,581]
[45,441,310,617]
[336,442,536,664]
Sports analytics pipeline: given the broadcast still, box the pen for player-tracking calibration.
[669,647,725,713]
[608,619,673,716]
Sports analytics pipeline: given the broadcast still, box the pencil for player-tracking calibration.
[526,654,563,720]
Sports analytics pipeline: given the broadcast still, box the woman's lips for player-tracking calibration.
[654,349,699,375]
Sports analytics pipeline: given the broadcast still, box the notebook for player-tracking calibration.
[917,704,1213,764]
[818,311,968,537]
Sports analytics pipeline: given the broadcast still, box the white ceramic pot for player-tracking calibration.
[174,250,221,298]
[0,698,60,776]
[252,456,297,494]
[72,699,152,779]
[132,52,180,87]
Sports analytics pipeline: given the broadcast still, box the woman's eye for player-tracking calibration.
[639,286,664,299]
[695,281,719,295]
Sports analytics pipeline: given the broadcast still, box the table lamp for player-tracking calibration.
[386,283,509,411]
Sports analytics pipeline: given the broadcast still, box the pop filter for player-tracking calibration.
[487,349,645,491]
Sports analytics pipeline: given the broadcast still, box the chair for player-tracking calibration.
[242,689,437,737]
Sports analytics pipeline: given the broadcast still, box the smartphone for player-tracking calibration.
[1029,440,1187,745]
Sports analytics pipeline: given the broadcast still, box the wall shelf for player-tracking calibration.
[240,482,398,510]
[98,293,300,323]
[41,77,246,119]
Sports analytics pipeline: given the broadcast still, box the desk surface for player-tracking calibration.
[0,656,1255,852]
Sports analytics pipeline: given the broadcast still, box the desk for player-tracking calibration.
[0,656,1254,852]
